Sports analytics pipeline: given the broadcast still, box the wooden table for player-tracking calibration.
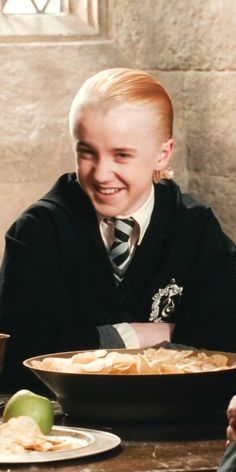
[0,401,229,472]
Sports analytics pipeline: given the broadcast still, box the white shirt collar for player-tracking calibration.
[130,185,154,244]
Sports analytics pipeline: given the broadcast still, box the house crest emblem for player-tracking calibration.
[149,278,183,323]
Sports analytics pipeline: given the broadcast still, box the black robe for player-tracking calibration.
[1,173,236,392]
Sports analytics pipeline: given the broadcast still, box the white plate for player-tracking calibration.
[0,425,121,463]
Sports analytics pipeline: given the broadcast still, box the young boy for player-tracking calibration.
[0,68,236,392]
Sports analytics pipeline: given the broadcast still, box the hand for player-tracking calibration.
[226,395,236,446]
[130,322,175,349]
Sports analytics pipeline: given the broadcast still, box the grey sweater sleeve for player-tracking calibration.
[217,441,236,472]
[97,324,125,349]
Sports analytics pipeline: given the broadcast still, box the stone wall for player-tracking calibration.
[0,0,236,260]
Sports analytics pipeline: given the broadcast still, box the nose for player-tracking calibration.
[92,156,114,182]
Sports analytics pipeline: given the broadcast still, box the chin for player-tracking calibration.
[98,208,119,217]
[94,203,122,217]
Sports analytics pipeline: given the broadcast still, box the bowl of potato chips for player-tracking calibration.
[23,347,236,423]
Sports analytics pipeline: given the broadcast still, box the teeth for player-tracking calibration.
[98,188,120,194]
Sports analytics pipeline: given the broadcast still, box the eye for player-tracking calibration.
[77,147,95,160]
[115,151,131,160]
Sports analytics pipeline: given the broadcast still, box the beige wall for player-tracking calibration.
[1,0,236,260]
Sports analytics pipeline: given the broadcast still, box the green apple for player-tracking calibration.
[2,389,54,434]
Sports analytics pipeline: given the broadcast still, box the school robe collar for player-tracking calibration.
[40,173,201,290]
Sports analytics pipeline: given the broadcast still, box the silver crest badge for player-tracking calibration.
[149,278,183,323]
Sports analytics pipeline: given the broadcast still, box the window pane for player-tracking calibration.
[3,0,37,14]
[2,0,66,14]
[44,0,62,14]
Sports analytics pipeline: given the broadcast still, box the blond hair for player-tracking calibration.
[69,68,174,179]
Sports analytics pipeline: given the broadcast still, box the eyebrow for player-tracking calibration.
[76,141,94,151]
[113,147,137,153]
[76,141,137,154]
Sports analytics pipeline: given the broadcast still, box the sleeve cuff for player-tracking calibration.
[97,324,125,348]
[113,322,140,348]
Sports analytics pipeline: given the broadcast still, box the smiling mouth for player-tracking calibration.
[95,187,123,195]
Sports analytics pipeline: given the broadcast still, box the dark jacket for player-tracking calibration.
[0,173,236,392]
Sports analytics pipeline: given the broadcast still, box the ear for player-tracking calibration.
[154,139,174,171]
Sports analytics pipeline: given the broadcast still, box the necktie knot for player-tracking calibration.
[112,218,135,243]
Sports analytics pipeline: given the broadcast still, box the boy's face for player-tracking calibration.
[72,105,172,217]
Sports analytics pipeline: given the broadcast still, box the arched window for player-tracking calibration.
[0,0,109,40]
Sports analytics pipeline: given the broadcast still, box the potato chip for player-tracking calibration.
[0,416,80,455]
[71,349,107,364]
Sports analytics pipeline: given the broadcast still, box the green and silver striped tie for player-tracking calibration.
[109,218,135,284]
